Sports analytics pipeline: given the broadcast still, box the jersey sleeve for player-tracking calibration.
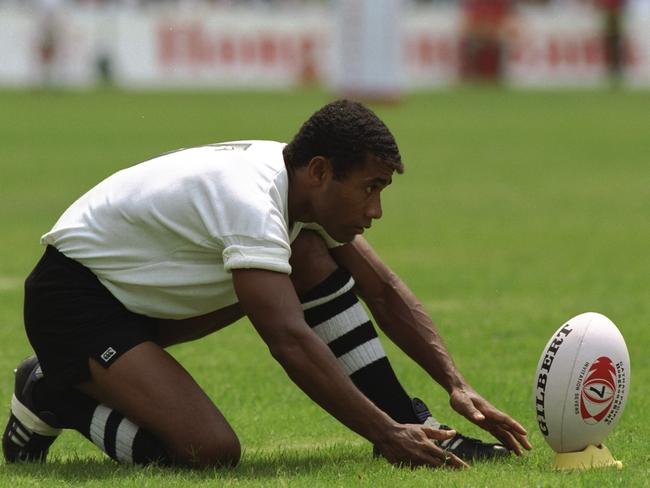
[221,196,293,274]
[222,235,292,274]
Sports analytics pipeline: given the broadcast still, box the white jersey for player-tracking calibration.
[42,140,336,319]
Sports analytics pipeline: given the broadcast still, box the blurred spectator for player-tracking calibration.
[35,0,65,87]
[595,0,626,81]
[459,0,514,81]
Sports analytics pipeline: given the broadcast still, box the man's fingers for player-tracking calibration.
[503,416,529,437]
[474,404,532,452]
[485,408,529,437]
[450,389,532,456]
[452,394,485,422]
[481,415,532,453]
[511,428,532,451]
[441,451,469,469]
[491,427,522,456]
[390,426,469,469]
[427,444,469,469]
[497,412,532,450]
[419,426,468,468]
[382,424,474,470]
[418,429,469,469]
[421,425,457,441]
[490,423,532,455]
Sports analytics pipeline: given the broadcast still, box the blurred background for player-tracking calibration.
[1,0,649,93]
[1,3,649,480]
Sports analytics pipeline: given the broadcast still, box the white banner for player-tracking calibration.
[624,7,650,86]
[329,0,406,99]
[505,5,608,87]
[1,3,649,89]
[0,7,35,86]
[113,6,328,88]
[403,4,461,88]
[51,8,99,86]
[0,5,99,87]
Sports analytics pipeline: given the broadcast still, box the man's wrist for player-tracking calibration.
[354,403,401,446]
[367,417,401,449]
[442,374,470,394]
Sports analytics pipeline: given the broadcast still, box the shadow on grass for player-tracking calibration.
[2,444,374,483]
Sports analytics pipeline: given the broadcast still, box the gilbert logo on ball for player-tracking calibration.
[533,312,630,454]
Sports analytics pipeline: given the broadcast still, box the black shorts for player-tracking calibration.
[24,246,157,391]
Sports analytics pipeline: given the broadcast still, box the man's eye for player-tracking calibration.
[365,185,375,194]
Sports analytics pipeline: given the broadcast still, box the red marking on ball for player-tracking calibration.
[580,356,616,424]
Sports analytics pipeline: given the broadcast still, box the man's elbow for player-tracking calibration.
[265,325,311,366]
[357,269,400,303]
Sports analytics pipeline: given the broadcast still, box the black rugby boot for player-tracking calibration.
[2,356,62,463]
[411,397,510,462]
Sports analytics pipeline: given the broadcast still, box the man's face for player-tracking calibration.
[312,154,394,243]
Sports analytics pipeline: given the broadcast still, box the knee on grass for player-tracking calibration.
[170,433,241,469]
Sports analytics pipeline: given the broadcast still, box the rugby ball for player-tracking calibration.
[533,312,630,453]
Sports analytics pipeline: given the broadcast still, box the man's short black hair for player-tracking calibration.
[283,99,403,179]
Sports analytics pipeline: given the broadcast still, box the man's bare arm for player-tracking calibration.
[331,237,465,392]
[330,236,532,454]
[231,268,467,468]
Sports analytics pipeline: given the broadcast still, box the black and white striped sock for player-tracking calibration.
[33,384,170,465]
[87,404,168,465]
[300,269,419,425]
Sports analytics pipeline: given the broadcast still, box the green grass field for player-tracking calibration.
[1,88,648,487]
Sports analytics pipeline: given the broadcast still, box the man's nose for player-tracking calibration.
[365,193,382,220]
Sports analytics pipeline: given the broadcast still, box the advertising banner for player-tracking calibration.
[0,5,98,87]
[330,0,405,99]
[505,5,608,87]
[1,3,648,89]
[113,6,328,88]
[403,4,461,88]
[624,8,650,86]
[0,7,35,86]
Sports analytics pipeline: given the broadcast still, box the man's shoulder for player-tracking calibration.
[141,140,285,164]
[204,140,286,150]
[193,140,286,158]
[129,140,287,187]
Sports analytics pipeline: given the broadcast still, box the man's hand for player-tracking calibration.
[333,238,533,456]
[376,424,469,469]
[448,387,532,455]
[232,268,468,469]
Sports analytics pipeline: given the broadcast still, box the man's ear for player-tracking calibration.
[306,156,333,186]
